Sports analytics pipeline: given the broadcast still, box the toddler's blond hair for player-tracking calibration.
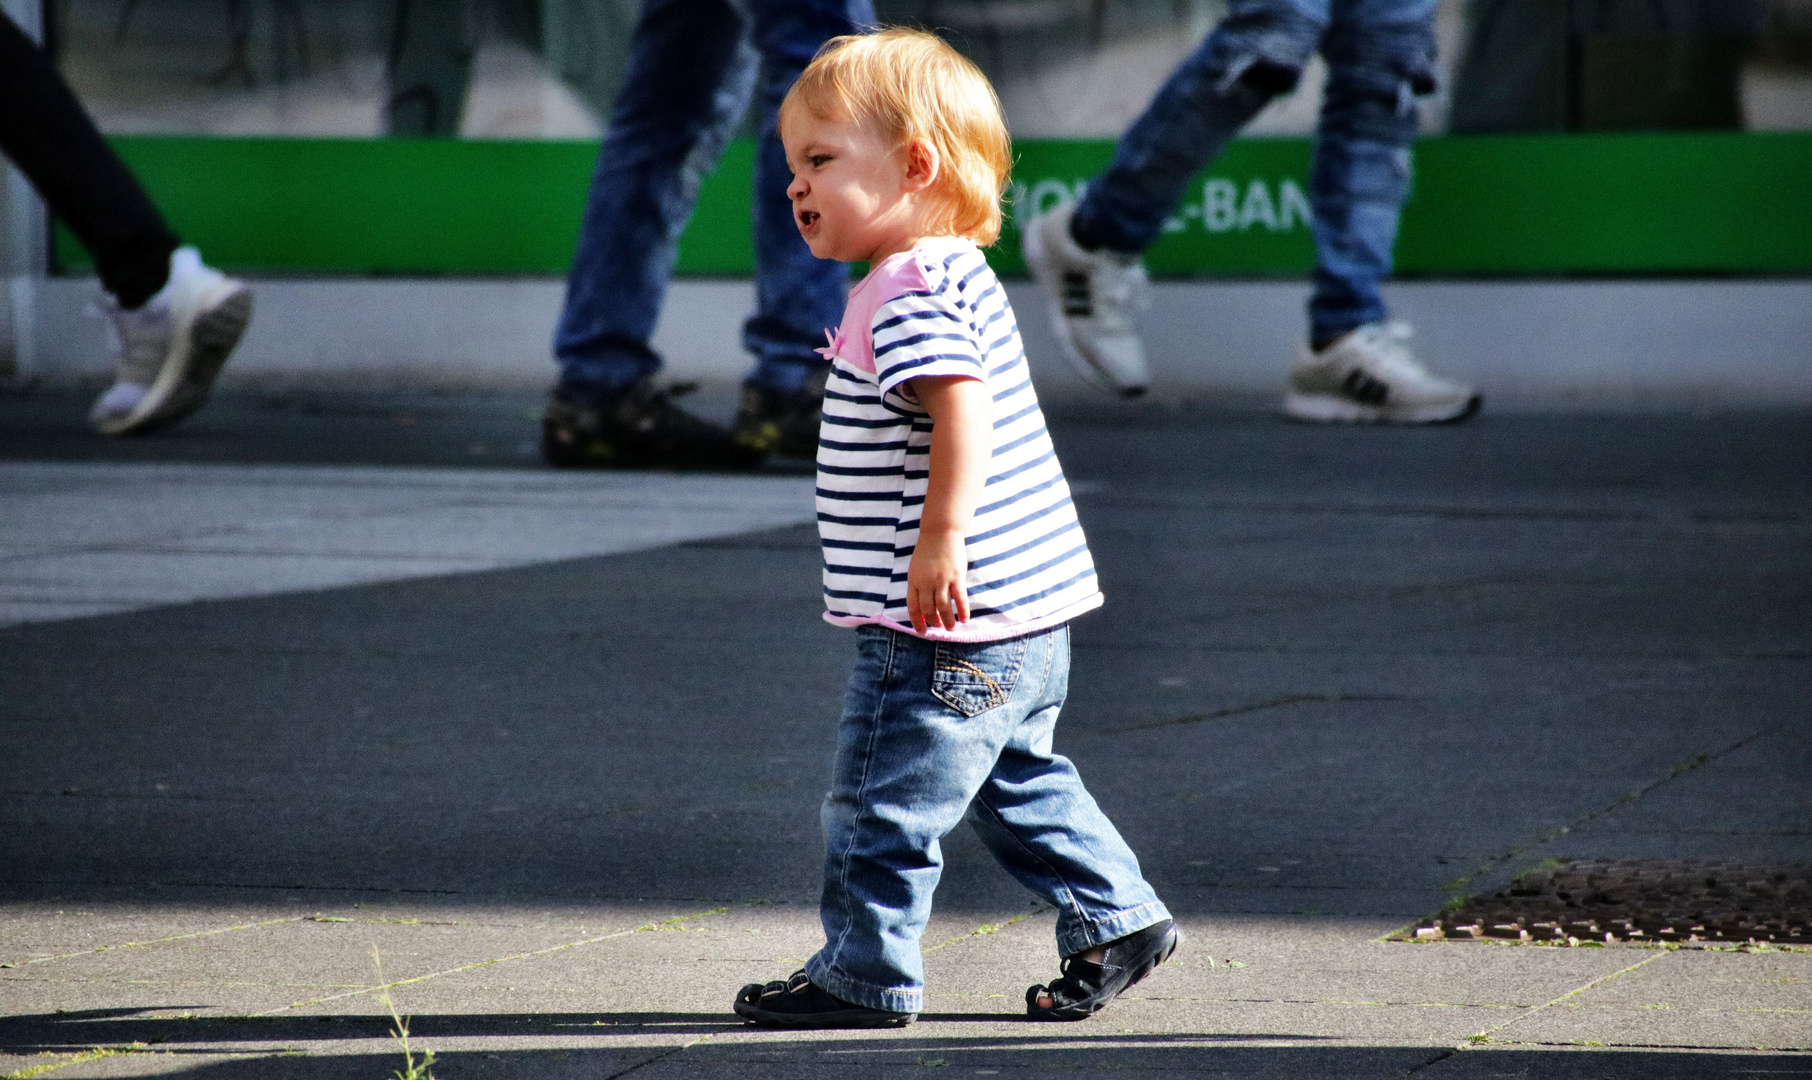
[783,27,1012,247]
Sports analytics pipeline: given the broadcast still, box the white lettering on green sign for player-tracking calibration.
[1011,176,1311,238]
[1193,178,1311,233]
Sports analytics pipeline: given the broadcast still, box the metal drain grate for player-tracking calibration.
[1400,860,1812,945]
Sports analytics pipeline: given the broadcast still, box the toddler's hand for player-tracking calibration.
[907,529,969,633]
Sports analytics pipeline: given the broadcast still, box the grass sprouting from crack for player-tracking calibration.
[923,906,1051,954]
[256,905,730,1015]
[1381,727,1783,944]
[1511,857,1568,886]
[371,948,436,1080]
[0,916,309,969]
[1,1044,148,1080]
[1439,729,1776,900]
[1455,951,1672,1050]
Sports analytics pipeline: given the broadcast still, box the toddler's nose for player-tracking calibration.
[787,173,807,201]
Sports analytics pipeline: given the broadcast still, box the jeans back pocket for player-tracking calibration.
[931,637,1029,717]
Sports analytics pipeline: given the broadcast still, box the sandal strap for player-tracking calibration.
[760,970,810,1000]
[1039,957,1109,1008]
[785,970,812,994]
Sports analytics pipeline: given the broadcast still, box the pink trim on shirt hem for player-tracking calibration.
[822,592,1103,642]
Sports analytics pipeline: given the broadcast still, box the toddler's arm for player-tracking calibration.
[908,375,992,633]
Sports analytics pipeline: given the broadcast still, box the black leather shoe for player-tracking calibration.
[734,970,916,1029]
[731,368,828,459]
[541,377,761,470]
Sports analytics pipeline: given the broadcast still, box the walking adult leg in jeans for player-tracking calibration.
[1020,0,1478,423]
[0,13,252,435]
[541,0,872,469]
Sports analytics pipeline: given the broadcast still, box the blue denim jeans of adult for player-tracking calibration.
[806,624,1171,1014]
[552,0,873,402]
[1070,0,1438,347]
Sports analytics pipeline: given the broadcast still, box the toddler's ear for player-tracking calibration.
[903,138,941,191]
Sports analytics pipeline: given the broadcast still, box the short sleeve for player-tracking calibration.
[870,257,985,398]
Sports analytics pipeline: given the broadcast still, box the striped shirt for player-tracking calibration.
[816,236,1102,641]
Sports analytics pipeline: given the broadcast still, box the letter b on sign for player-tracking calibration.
[1203,179,1238,233]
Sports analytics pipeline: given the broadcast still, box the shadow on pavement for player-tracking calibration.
[0,1009,1793,1080]
[0,1006,1341,1044]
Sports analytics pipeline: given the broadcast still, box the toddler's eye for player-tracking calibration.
[810,155,832,168]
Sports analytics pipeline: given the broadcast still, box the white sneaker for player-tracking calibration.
[1284,322,1480,424]
[89,246,253,436]
[1021,201,1151,397]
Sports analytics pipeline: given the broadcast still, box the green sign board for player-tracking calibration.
[54,132,1812,277]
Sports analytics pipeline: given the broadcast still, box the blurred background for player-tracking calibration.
[3,0,1810,407]
[40,0,1812,138]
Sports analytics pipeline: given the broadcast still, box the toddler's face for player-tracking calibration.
[781,107,923,264]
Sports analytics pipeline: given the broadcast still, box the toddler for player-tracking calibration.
[733,28,1178,1029]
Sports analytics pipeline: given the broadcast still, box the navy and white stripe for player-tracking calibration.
[818,236,1102,641]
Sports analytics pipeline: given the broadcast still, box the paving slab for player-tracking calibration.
[1476,949,1812,1051]
[6,903,1806,1076]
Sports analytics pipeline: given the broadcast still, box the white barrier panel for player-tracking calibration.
[24,276,1812,409]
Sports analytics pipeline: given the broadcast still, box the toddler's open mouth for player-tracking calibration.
[797,210,820,229]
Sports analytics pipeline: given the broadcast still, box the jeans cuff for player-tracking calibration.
[1057,900,1172,959]
[554,355,657,400]
[1309,316,1375,351]
[1069,195,1144,255]
[804,954,922,1014]
[745,353,828,395]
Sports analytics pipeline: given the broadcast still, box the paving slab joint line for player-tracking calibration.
[1454,950,1673,1051]
[603,1033,716,1080]
[1378,722,1786,943]
[0,915,310,970]
[0,1042,154,1080]
[1133,995,1521,1011]
[1105,693,1402,734]
[922,905,1052,954]
[249,906,730,1016]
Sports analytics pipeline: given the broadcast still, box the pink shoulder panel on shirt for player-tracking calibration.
[823,250,935,376]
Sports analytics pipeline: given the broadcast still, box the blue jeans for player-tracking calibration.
[1071,0,1438,347]
[807,624,1170,1014]
[553,0,873,400]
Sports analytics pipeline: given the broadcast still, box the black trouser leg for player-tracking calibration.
[0,12,179,308]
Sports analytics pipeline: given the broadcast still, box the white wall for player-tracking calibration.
[23,275,1812,410]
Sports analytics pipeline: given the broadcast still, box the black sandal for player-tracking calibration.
[734,969,917,1029]
[1025,919,1181,1021]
